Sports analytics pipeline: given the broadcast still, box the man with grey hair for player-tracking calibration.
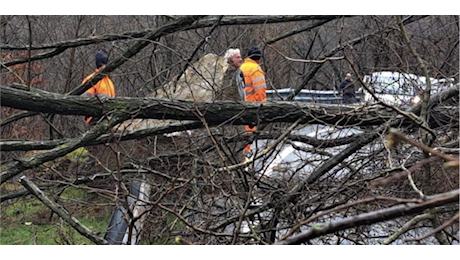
[220,48,245,101]
[216,48,248,165]
[224,48,243,69]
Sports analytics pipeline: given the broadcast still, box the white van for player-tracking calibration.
[361,71,454,106]
[362,71,422,106]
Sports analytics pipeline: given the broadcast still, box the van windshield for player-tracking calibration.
[369,75,417,96]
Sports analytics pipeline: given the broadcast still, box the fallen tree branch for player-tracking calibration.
[1,115,127,184]
[275,189,459,245]
[19,175,109,245]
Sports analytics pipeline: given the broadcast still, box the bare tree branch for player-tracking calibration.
[275,189,459,245]
[19,175,109,245]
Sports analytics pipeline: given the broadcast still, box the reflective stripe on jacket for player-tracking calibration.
[240,58,266,102]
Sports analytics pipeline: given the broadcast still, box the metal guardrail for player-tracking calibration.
[266,88,362,104]
[267,88,339,103]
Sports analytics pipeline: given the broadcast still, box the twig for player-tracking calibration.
[275,189,459,245]
[382,213,434,245]
[19,175,109,245]
[405,212,459,243]
[215,117,303,172]
[370,156,440,188]
[267,44,344,64]
[388,128,459,165]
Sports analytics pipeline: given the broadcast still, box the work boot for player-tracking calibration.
[243,150,254,172]
[243,150,254,162]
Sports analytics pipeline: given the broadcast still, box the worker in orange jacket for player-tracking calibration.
[81,51,116,125]
[239,46,267,162]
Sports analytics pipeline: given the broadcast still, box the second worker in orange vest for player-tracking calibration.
[239,46,267,162]
[81,51,116,126]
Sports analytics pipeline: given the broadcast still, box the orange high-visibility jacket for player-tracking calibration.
[82,69,115,123]
[240,58,266,137]
[240,58,266,102]
[82,69,116,98]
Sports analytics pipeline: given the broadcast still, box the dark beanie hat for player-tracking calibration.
[247,46,262,60]
[96,51,108,68]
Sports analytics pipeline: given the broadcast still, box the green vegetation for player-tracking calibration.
[0,186,112,245]
[64,147,90,164]
[0,216,110,245]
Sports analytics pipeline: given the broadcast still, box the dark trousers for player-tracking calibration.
[343,93,356,104]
